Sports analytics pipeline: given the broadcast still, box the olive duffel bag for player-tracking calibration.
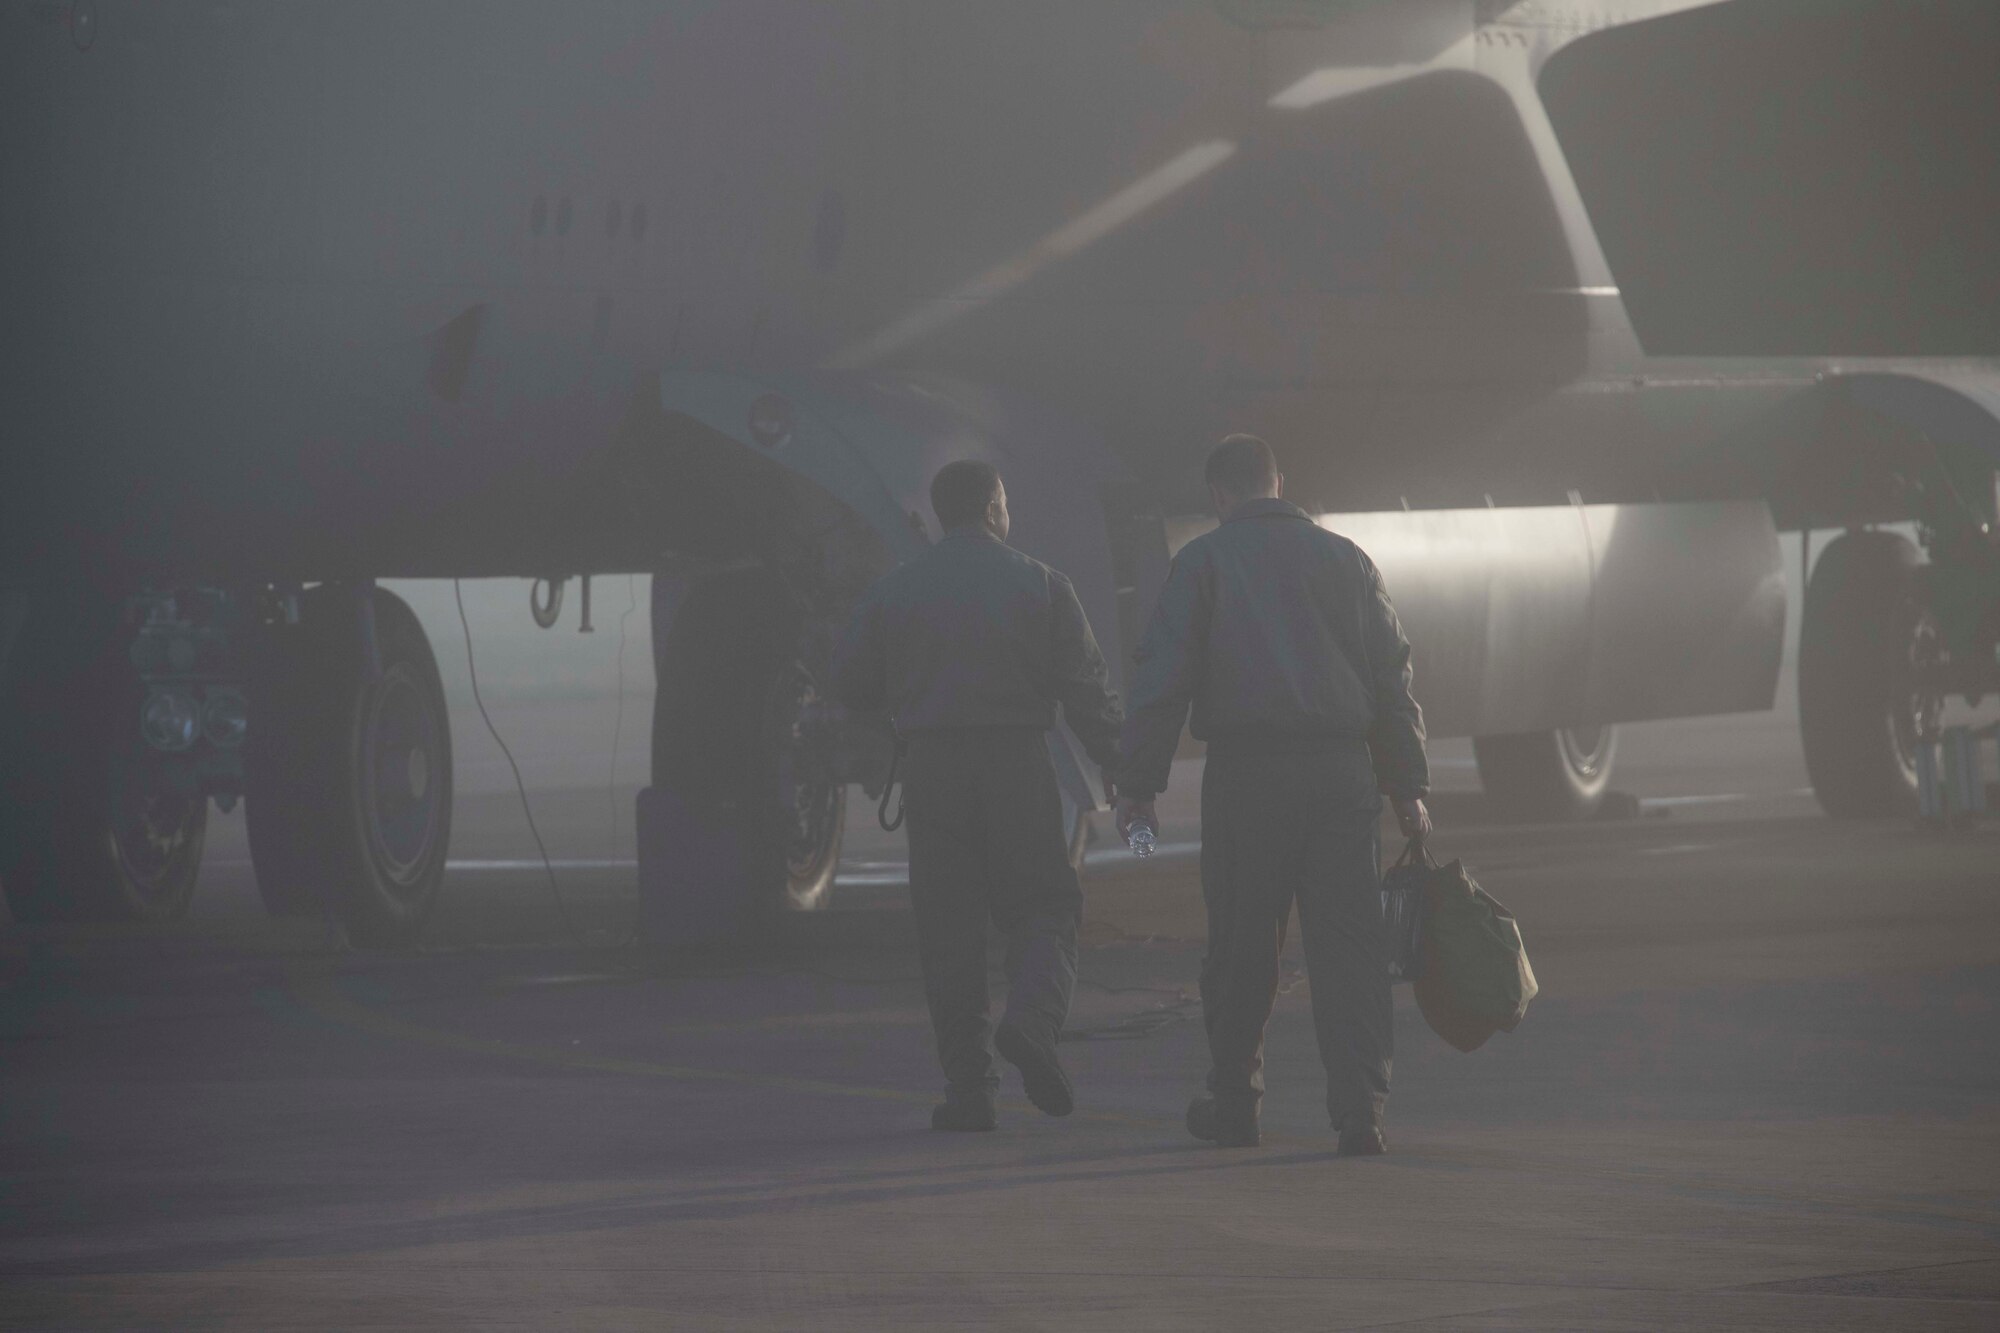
[1389,840,1538,1054]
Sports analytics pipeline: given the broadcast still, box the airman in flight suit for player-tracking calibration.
[835,460,1123,1131]
[1116,435,1431,1153]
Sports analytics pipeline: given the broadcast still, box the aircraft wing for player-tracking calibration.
[1539,0,2000,357]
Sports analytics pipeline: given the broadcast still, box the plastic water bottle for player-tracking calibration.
[1126,816,1157,858]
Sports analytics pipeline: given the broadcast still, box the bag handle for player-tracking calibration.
[1391,836,1437,870]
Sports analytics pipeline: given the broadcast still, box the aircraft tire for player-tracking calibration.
[1798,530,1929,819]
[1472,725,1618,822]
[0,592,206,924]
[651,567,844,915]
[245,586,452,943]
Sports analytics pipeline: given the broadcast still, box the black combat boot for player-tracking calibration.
[1185,1096,1260,1147]
[994,1022,1074,1117]
[1336,1118,1387,1157]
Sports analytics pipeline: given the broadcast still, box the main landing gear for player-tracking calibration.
[0,583,453,944]
[1799,531,1942,818]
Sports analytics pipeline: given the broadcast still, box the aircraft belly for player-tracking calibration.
[0,276,639,583]
[0,0,1888,617]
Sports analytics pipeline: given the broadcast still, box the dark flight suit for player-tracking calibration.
[1119,499,1429,1133]
[834,528,1123,1101]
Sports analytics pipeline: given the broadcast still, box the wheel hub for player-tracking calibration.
[1558,726,1612,779]
[361,666,444,892]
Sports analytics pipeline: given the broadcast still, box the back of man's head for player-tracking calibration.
[1205,434,1280,501]
[931,459,1003,531]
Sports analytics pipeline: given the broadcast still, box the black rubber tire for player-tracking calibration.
[0,592,205,923]
[1798,530,1928,818]
[652,568,843,914]
[1473,725,1619,822]
[245,587,452,943]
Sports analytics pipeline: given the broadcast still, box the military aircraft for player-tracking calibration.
[2,0,1995,940]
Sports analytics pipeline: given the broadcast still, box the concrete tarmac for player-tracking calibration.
[4,713,1999,1329]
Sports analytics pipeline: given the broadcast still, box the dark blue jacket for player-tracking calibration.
[1119,499,1428,801]
[833,529,1123,770]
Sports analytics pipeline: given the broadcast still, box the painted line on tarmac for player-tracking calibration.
[216,788,1808,882]
[837,871,915,887]
[210,857,642,872]
[841,842,1201,887]
[1637,843,1727,857]
[1639,787,1815,810]
[213,852,1194,882]
[450,858,637,871]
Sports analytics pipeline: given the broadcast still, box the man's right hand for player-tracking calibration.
[1114,796,1156,842]
[1391,796,1432,843]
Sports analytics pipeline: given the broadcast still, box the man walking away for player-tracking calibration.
[1114,435,1431,1153]
[835,461,1123,1131]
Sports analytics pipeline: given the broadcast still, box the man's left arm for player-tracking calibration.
[1046,572,1124,778]
[1112,548,1207,839]
[1358,554,1431,814]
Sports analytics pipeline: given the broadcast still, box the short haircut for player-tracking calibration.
[1205,433,1279,497]
[930,459,1003,530]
